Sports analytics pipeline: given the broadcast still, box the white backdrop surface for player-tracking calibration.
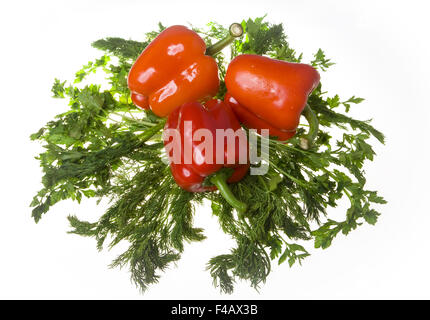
[0,0,429,299]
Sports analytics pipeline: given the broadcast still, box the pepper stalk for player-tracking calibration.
[205,23,244,56]
[300,104,319,150]
[209,170,247,214]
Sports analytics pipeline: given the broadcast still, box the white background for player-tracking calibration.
[1,0,429,299]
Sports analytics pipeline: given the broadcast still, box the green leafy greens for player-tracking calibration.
[30,17,385,293]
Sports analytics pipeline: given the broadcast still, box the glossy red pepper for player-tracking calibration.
[164,99,249,213]
[225,54,320,147]
[128,24,244,118]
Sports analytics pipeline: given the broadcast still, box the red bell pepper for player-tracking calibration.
[164,99,249,213]
[128,24,243,118]
[225,54,320,148]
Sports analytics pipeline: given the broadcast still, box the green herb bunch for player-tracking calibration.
[30,17,386,294]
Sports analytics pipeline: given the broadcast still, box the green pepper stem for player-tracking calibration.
[299,104,319,150]
[210,171,247,214]
[205,23,244,56]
